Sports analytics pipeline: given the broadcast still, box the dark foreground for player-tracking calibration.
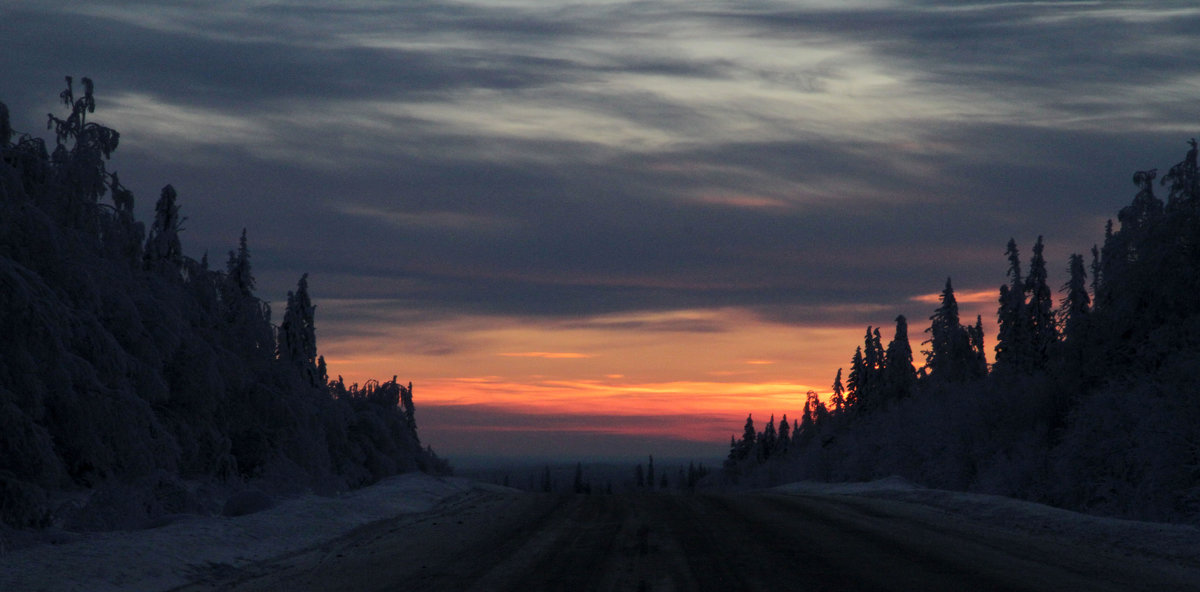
[172,490,1199,592]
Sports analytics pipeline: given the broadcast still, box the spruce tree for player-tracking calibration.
[740,415,756,457]
[1161,139,1199,208]
[924,277,973,382]
[969,315,988,377]
[777,414,790,455]
[995,238,1030,372]
[226,228,254,297]
[278,273,319,385]
[1025,236,1056,369]
[883,315,916,402]
[846,346,865,412]
[144,184,184,269]
[761,414,777,459]
[806,391,828,426]
[830,368,846,414]
[1060,253,1091,344]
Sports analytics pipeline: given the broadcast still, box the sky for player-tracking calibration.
[4,0,1200,463]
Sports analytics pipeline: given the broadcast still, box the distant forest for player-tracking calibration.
[725,139,1200,523]
[0,78,446,530]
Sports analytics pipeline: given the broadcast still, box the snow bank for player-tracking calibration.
[0,473,481,592]
[775,478,1200,564]
[772,475,920,495]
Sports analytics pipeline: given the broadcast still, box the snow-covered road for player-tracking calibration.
[0,474,488,592]
[6,476,1200,591]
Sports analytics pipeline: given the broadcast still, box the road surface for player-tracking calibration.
[172,490,1200,591]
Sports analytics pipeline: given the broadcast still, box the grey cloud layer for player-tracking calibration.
[4,0,1197,328]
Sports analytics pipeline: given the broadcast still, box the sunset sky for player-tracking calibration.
[4,0,1199,462]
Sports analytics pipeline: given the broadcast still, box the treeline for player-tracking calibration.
[0,79,446,530]
[725,139,1200,523]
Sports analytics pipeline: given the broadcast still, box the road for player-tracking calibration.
[172,489,1200,592]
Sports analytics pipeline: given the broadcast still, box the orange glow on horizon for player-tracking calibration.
[314,304,994,455]
[498,351,594,359]
[910,288,996,305]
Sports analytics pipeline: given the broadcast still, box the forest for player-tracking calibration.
[724,139,1200,523]
[0,78,446,531]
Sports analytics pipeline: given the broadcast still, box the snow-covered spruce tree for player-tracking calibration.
[1058,254,1091,351]
[725,138,1200,521]
[144,184,185,271]
[278,273,320,386]
[1024,236,1056,370]
[968,315,988,377]
[882,315,916,403]
[994,239,1031,374]
[923,278,976,383]
[45,77,120,230]
[845,346,865,412]
[0,80,443,529]
[221,229,274,360]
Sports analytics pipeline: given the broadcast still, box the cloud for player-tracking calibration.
[498,352,594,359]
[5,0,1198,458]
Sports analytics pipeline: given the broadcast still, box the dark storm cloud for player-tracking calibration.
[5,0,1199,331]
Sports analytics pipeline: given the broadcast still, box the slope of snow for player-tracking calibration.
[0,473,487,592]
[775,478,1200,565]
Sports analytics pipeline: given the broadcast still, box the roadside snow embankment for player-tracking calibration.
[775,477,1200,565]
[0,473,485,592]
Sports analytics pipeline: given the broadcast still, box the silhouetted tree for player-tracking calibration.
[278,274,320,385]
[924,278,975,382]
[1161,139,1198,207]
[144,184,184,270]
[882,315,916,402]
[829,368,846,414]
[1060,253,1091,344]
[1025,236,1056,369]
[995,238,1030,373]
[846,347,865,411]
[760,414,777,460]
[777,414,790,455]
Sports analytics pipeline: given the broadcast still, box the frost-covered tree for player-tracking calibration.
[0,80,444,529]
[45,77,121,228]
[1161,139,1198,208]
[1025,236,1056,369]
[882,315,916,402]
[1060,253,1090,344]
[924,278,975,382]
[994,238,1030,373]
[144,184,184,269]
[227,228,254,297]
[278,273,320,385]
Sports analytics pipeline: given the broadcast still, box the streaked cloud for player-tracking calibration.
[498,352,594,359]
[4,0,1196,458]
